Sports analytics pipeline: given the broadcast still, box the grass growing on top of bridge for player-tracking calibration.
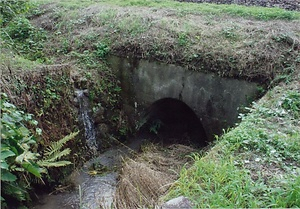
[27,0,300,84]
[165,74,300,208]
[33,0,300,20]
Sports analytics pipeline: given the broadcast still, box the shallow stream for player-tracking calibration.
[32,145,138,209]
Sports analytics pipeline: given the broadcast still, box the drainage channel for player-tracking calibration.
[32,57,263,208]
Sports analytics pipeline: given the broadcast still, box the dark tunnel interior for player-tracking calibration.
[137,98,208,147]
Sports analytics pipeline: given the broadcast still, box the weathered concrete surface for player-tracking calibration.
[108,56,260,140]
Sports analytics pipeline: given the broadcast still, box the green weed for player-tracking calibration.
[116,14,151,36]
[168,154,260,208]
[177,32,189,46]
[35,0,300,20]
[94,8,118,26]
[94,42,110,58]
[280,90,300,119]
[1,16,47,61]
[0,52,40,71]
[0,0,32,26]
[221,26,239,40]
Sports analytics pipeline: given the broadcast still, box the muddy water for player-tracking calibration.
[32,146,136,209]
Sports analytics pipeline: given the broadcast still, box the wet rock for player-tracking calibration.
[161,196,193,209]
[72,74,88,89]
[98,123,110,137]
[93,106,105,124]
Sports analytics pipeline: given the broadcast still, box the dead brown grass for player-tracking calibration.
[114,143,196,208]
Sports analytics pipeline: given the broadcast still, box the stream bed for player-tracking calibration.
[32,145,136,209]
[32,89,139,209]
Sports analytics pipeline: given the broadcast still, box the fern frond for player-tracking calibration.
[38,132,78,168]
[43,148,71,162]
[44,131,78,157]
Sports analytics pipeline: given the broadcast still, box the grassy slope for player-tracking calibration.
[166,74,300,207]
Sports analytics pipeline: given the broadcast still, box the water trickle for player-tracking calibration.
[75,89,97,152]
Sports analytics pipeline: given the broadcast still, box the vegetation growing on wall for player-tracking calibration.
[35,0,300,20]
[0,62,90,208]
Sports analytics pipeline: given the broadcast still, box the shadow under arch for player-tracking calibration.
[137,98,208,147]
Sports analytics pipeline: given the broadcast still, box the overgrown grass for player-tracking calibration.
[166,74,300,208]
[34,0,300,20]
[110,0,300,20]
[1,13,48,61]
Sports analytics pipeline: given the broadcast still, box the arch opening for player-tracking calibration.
[137,98,208,147]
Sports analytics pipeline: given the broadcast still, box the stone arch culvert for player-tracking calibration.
[108,56,263,146]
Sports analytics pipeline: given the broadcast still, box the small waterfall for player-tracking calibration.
[75,89,98,152]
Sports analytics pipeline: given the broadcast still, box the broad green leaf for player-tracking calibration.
[24,114,33,121]
[2,181,27,201]
[30,119,38,126]
[1,149,16,160]
[10,145,20,156]
[25,137,37,145]
[1,114,15,125]
[15,150,37,164]
[3,102,15,108]
[14,167,25,172]
[1,161,9,170]
[18,126,30,136]
[21,162,41,178]
[1,170,17,182]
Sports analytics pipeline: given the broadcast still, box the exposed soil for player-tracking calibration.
[177,0,300,11]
